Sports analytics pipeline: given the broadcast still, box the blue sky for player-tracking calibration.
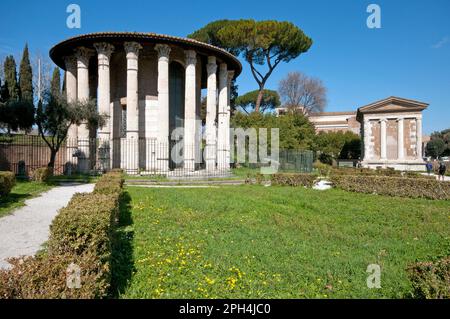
[1,0,449,134]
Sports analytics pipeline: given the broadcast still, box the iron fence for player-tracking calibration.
[0,134,314,178]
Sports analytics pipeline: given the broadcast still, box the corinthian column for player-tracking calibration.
[416,117,423,160]
[94,42,114,141]
[155,44,171,171]
[74,47,93,139]
[226,70,234,167]
[94,42,114,172]
[205,56,217,171]
[64,56,77,139]
[217,63,228,169]
[380,118,387,160]
[184,50,197,171]
[124,42,142,174]
[64,56,78,173]
[74,47,94,173]
[397,117,404,160]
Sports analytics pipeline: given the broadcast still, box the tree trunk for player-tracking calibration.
[48,149,57,175]
[255,88,264,113]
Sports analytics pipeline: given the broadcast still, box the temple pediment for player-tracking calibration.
[357,96,428,115]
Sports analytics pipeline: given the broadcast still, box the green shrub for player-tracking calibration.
[407,256,450,299]
[271,173,317,187]
[330,175,450,200]
[313,160,331,176]
[94,172,124,195]
[0,171,16,196]
[331,168,435,180]
[0,252,109,299]
[0,171,124,299]
[31,167,52,182]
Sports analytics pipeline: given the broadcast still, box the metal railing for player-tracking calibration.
[0,135,314,177]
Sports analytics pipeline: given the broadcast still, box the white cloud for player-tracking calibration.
[432,36,449,49]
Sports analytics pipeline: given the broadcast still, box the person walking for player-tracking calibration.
[438,161,447,181]
[426,161,433,175]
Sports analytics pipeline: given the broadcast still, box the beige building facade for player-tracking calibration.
[278,96,429,171]
[50,32,241,174]
[357,96,428,171]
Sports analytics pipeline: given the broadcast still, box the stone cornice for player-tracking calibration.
[49,31,242,76]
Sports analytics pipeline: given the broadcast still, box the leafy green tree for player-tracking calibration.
[235,89,280,114]
[19,44,33,102]
[314,131,361,163]
[36,91,105,172]
[3,55,19,101]
[2,100,35,133]
[189,19,312,112]
[426,138,446,158]
[231,111,316,150]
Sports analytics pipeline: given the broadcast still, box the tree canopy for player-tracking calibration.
[426,129,450,158]
[50,67,61,97]
[278,71,327,114]
[189,19,312,112]
[3,55,19,101]
[235,89,280,114]
[36,91,104,171]
[314,131,361,164]
[231,111,316,150]
[19,44,33,102]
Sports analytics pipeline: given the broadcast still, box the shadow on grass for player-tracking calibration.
[0,193,30,210]
[110,191,135,298]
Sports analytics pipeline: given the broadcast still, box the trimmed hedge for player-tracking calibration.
[331,167,435,179]
[330,175,450,200]
[271,173,317,188]
[31,167,52,182]
[0,171,16,196]
[0,171,124,299]
[407,257,450,299]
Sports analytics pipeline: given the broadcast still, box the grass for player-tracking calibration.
[0,181,54,218]
[115,185,450,299]
[49,174,99,183]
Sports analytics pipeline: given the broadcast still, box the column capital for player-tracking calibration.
[227,70,235,83]
[379,118,387,123]
[207,56,217,75]
[63,55,77,71]
[74,47,94,66]
[396,117,405,122]
[124,41,142,58]
[219,62,227,73]
[184,50,197,65]
[94,42,115,58]
[155,44,171,60]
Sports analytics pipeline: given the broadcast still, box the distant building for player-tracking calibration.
[276,96,429,171]
[308,111,360,134]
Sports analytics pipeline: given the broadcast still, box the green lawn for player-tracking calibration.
[0,181,54,218]
[114,185,450,299]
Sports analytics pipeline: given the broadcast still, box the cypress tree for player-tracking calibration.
[19,44,33,102]
[50,67,61,97]
[3,56,19,101]
[0,78,10,103]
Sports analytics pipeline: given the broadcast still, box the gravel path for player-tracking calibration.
[0,183,95,270]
